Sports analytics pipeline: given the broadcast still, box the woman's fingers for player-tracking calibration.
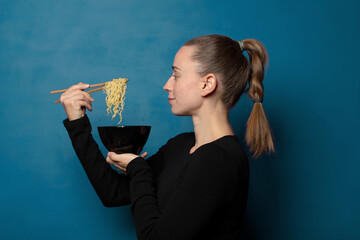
[79,100,92,111]
[107,152,139,168]
[61,88,94,102]
[106,156,116,165]
[60,82,93,101]
[62,96,92,111]
[107,156,126,173]
[60,83,94,121]
[83,91,94,102]
[107,152,147,174]
[67,82,90,91]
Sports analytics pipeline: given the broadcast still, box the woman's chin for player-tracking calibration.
[171,109,190,117]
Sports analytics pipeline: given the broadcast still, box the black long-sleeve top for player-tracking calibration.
[64,115,249,239]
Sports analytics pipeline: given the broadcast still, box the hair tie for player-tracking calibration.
[238,40,244,52]
[253,98,263,103]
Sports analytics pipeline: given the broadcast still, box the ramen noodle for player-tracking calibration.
[103,78,127,124]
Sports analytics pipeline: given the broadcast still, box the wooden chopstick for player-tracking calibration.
[54,86,104,104]
[52,79,128,103]
[50,83,105,94]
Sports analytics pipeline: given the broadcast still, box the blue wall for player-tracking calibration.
[1,0,359,239]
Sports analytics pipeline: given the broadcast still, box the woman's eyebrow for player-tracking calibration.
[172,66,181,72]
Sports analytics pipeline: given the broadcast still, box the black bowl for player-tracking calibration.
[98,126,151,154]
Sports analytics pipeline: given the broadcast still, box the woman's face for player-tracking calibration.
[163,46,203,116]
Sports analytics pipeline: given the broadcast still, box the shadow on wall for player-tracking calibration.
[242,215,261,240]
[232,90,305,239]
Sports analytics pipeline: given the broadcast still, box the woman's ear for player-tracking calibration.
[200,73,217,97]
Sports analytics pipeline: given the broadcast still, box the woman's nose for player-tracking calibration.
[163,77,172,92]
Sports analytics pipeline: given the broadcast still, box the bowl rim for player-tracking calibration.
[97,126,151,128]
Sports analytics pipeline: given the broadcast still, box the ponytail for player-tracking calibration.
[243,39,275,158]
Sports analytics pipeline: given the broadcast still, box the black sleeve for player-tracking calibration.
[126,145,238,239]
[63,115,131,207]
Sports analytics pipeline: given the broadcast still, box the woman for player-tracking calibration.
[61,34,274,239]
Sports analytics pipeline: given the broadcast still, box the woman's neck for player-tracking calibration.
[190,108,234,154]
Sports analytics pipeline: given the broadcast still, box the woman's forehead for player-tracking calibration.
[173,46,197,71]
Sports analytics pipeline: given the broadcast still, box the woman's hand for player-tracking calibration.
[60,82,94,121]
[106,152,148,173]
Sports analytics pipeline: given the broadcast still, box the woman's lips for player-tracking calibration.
[168,97,175,104]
